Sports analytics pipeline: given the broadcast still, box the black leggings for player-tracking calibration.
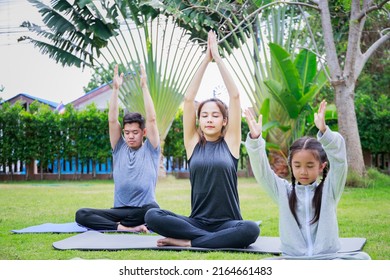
[75,203,159,230]
[145,208,260,248]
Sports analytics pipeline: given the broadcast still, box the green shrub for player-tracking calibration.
[346,170,373,188]
[346,167,389,188]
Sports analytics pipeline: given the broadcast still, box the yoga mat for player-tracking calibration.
[11,222,133,234]
[12,222,88,234]
[13,220,261,234]
[52,231,366,254]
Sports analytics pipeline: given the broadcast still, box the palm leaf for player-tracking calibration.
[264,79,300,119]
[18,21,93,68]
[21,0,114,67]
[269,43,303,102]
[107,12,203,142]
[299,69,328,107]
[294,49,317,94]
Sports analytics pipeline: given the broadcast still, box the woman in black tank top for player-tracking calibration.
[145,31,260,248]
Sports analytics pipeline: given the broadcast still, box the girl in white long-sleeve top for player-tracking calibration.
[245,100,370,259]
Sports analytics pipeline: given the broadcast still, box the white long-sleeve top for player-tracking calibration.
[245,128,347,256]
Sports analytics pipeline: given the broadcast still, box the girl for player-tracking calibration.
[145,31,259,248]
[245,100,370,259]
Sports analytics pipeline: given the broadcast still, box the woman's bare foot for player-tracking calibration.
[117,223,149,233]
[157,237,191,247]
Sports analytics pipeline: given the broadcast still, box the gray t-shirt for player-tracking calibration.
[112,136,160,208]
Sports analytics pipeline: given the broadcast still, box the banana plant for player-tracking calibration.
[264,43,328,144]
[217,4,328,153]
[208,4,329,177]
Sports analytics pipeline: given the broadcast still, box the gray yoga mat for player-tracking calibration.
[52,231,366,254]
[13,221,261,234]
[12,222,89,233]
[11,222,124,234]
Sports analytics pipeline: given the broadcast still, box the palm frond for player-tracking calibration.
[18,33,92,68]
[112,15,203,141]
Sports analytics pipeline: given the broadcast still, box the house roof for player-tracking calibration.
[1,93,59,109]
[70,82,112,108]
[70,71,137,110]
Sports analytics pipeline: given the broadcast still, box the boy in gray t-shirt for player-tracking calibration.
[75,64,160,232]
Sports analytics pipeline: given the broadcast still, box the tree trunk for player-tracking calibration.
[57,158,61,180]
[158,152,166,178]
[75,156,79,180]
[334,84,366,176]
[26,159,35,180]
[158,141,167,178]
[318,0,369,177]
[92,159,96,179]
[6,162,13,181]
[40,162,43,180]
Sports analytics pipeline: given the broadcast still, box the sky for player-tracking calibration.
[0,0,92,104]
[0,0,251,107]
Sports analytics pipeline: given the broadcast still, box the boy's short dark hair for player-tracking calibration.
[123,112,145,130]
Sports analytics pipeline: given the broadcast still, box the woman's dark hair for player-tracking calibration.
[123,112,145,130]
[288,136,329,227]
[196,98,228,145]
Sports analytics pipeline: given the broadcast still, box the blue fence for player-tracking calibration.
[50,158,113,174]
[2,156,188,175]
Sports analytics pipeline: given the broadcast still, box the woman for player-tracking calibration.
[145,31,259,248]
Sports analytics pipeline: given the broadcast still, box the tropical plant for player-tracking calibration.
[218,4,328,177]
[19,0,205,176]
[154,2,329,177]
[189,0,390,177]
[264,43,328,143]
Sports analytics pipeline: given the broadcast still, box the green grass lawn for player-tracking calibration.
[0,171,389,260]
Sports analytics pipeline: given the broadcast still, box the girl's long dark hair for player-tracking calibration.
[288,137,329,227]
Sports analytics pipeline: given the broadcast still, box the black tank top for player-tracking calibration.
[188,139,242,223]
